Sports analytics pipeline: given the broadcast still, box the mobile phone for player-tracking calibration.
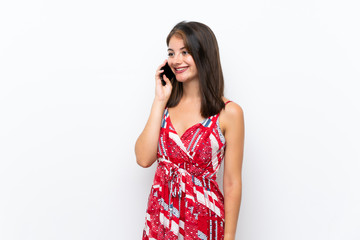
[160,63,175,86]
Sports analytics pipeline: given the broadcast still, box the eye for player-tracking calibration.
[182,50,189,55]
[167,52,174,57]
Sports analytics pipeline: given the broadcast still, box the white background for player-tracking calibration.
[1,0,359,239]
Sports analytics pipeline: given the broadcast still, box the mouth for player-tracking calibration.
[174,66,188,74]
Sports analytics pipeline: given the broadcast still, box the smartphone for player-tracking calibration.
[160,63,175,86]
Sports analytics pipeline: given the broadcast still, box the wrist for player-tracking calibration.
[152,98,167,110]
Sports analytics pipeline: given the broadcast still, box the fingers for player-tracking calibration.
[162,74,172,87]
[155,59,168,82]
[156,59,167,74]
[157,69,164,80]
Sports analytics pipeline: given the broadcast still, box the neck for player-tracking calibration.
[182,78,201,102]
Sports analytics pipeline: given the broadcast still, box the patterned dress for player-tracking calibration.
[142,101,232,240]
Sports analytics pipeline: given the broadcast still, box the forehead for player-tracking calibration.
[168,36,186,50]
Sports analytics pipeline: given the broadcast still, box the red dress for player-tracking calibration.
[142,101,232,240]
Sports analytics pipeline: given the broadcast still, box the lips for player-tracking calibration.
[174,66,188,74]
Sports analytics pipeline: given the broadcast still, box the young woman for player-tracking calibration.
[135,21,244,240]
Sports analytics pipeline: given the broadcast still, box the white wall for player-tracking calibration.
[1,0,359,239]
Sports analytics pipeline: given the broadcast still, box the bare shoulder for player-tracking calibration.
[225,101,243,118]
[221,99,244,122]
[219,99,244,135]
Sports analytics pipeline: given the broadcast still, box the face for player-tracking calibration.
[167,36,198,83]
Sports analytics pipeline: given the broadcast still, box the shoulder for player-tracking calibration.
[225,101,243,117]
[221,98,244,120]
[219,98,244,136]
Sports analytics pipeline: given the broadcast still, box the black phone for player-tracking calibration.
[160,63,175,86]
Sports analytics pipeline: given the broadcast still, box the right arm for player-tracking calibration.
[135,60,173,168]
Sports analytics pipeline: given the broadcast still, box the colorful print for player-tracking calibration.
[142,101,232,239]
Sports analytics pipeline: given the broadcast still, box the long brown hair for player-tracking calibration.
[166,21,225,118]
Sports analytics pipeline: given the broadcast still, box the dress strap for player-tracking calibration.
[211,100,232,125]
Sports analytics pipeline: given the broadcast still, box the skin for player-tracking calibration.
[135,36,244,240]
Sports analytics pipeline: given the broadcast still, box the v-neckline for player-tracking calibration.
[166,107,210,139]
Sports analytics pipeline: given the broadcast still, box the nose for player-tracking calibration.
[173,52,183,65]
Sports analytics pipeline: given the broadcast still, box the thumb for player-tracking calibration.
[162,75,172,87]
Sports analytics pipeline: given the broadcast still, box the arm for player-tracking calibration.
[222,103,245,240]
[135,60,173,168]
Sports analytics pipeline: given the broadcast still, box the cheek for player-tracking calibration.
[168,57,176,65]
[168,61,177,73]
[187,56,196,67]
[188,59,197,71]
[167,59,174,68]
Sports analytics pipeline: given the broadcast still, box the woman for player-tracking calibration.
[135,21,244,240]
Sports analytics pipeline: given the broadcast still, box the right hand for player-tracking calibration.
[155,60,173,103]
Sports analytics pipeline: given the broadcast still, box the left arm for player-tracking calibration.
[222,103,245,240]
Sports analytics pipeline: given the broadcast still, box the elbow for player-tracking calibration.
[136,158,153,168]
[223,180,242,198]
[224,178,242,190]
[134,141,157,168]
[136,154,156,168]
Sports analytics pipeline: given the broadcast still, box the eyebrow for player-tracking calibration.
[167,47,187,51]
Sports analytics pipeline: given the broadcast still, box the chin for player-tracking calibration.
[175,76,186,82]
[175,75,195,83]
